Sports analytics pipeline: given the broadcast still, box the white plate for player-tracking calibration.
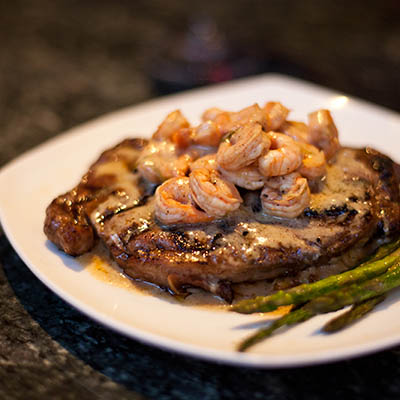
[1,74,400,368]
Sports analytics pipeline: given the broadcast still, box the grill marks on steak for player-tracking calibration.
[44,138,148,255]
[44,142,400,302]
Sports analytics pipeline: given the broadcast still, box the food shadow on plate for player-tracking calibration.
[45,240,85,272]
[233,319,275,331]
[308,288,400,336]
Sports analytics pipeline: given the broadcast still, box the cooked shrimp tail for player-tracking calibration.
[219,164,265,190]
[263,102,289,131]
[190,154,218,172]
[189,168,242,217]
[258,132,302,177]
[152,110,190,141]
[155,177,212,224]
[216,122,266,171]
[297,142,326,180]
[308,109,340,161]
[261,172,310,218]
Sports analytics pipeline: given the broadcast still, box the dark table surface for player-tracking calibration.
[1,1,400,399]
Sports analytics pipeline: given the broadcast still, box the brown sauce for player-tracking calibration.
[78,208,377,316]
[78,244,230,310]
[78,244,296,315]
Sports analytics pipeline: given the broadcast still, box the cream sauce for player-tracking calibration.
[80,244,300,314]
[79,243,230,310]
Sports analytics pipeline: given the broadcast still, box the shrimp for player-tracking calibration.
[137,141,193,184]
[192,120,223,147]
[190,154,218,171]
[192,154,265,190]
[308,109,340,161]
[261,172,310,218]
[152,110,190,141]
[155,177,212,224]
[263,102,289,131]
[216,122,267,171]
[258,132,302,177]
[170,128,193,149]
[189,168,242,217]
[219,164,265,190]
[202,104,266,135]
[280,121,313,144]
[202,107,225,122]
[171,121,224,149]
[230,104,265,128]
[297,142,326,180]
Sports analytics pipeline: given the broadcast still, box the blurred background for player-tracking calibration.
[0,0,399,167]
[1,1,400,398]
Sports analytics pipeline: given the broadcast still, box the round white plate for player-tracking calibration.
[1,74,400,368]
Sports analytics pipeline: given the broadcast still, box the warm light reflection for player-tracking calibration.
[329,96,349,109]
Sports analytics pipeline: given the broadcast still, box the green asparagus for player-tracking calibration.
[322,295,386,333]
[305,260,400,314]
[367,238,400,262]
[237,307,314,352]
[237,263,400,352]
[232,240,400,314]
[237,264,399,352]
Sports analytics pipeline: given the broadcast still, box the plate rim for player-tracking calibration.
[1,73,400,368]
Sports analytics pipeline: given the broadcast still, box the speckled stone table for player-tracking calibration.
[1,1,400,399]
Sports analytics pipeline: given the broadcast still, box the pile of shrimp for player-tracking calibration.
[135,102,340,224]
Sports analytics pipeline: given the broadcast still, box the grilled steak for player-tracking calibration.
[44,138,148,256]
[44,140,400,302]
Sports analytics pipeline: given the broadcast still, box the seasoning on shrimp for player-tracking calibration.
[280,121,312,144]
[154,177,212,224]
[216,122,267,171]
[189,168,242,217]
[190,154,218,172]
[145,101,338,224]
[297,142,326,180]
[152,110,189,141]
[258,132,303,177]
[263,102,290,131]
[230,104,266,128]
[308,109,340,161]
[202,104,266,135]
[261,172,311,218]
[202,107,225,122]
[218,164,265,190]
[137,141,193,184]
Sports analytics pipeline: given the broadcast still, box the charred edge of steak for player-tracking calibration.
[44,193,95,256]
[95,138,148,167]
[44,138,148,256]
[303,204,358,223]
[360,147,400,235]
[363,147,399,199]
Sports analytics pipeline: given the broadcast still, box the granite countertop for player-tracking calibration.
[1,1,400,399]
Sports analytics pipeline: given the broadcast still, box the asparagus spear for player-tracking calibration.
[238,307,314,352]
[367,238,400,262]
[232,240,400,314]
[305,261,400,314]
[238,266,398,352]
[237,244,400,351]
[322,295,386,333]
